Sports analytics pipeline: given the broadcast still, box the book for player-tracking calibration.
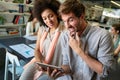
[18,16,24,24]
[12,15,17,24]
[9,43,34,58]
[14,15,20,24]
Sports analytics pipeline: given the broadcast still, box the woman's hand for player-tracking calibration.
[47,67,64,79]
[47,65,71,79]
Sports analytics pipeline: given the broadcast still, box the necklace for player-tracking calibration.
[49,28,57,41]
[49,31,55,41]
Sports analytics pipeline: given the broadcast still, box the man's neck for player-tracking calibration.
[78,21,87,36]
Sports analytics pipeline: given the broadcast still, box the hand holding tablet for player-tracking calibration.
[35,62,64,72]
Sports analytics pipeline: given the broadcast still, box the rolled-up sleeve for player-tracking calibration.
[97,31,116,77]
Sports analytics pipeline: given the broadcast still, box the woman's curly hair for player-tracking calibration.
[33,0,61,26]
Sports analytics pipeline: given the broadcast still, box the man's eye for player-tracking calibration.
[69,18,73,22]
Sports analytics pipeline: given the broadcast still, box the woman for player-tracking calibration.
[25,13,40,36]
[19,0,66,80]
[110,23,120,64]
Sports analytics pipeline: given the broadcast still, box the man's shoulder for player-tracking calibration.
[90,26,109,35]
[60,30,69,42]
[61,30,68,37]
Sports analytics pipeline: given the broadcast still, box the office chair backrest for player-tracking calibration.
[4,49,22,80]
[0,48,6,70]
[6,51,20,66]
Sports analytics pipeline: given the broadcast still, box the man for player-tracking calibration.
[51,0,115,80]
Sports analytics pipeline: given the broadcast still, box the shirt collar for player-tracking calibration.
[81,23,91,37]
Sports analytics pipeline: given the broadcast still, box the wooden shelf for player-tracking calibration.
[0,0,32,37]
[0,1,33,7]
[0,24,25,28]
[0,1,22,5]
[0,12,30,15]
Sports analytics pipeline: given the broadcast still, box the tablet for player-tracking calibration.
[35,62,64,72]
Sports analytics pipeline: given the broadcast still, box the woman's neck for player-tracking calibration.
[49,27,57,35]
[114,34,119,38]
[113,34,119,42]
[50,23,59,34]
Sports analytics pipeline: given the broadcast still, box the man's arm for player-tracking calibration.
[69,32,115,75]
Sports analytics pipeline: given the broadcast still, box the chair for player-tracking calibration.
[4,49,24,80]
[0,48,6,70]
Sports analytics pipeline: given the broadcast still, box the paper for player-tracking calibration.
[29,43,36,49]
[9,43,34,58]
[23,35,37,41]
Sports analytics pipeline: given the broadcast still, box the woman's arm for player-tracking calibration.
[34,28,44,62]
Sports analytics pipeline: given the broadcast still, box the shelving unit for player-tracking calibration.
[0,0,33,38]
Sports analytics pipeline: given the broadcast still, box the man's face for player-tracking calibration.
[61,12,82,37]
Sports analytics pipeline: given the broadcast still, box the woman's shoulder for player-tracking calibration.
[27,21,32,23]
[38,25,49,34]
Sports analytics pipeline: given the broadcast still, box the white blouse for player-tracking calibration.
[25,21,40,36]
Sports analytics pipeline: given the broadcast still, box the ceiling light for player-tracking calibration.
[95,5,103,9]
[111,0,120,7]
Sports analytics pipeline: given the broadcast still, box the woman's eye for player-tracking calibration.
[49,15,53,18]
[43,18,46,21]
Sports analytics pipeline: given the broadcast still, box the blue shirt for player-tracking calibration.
[113,35,120,49]
[61,24,116,80]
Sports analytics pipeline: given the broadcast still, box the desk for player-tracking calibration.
[0,37,36,61]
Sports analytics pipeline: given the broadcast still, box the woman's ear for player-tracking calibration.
[117,30,119,34]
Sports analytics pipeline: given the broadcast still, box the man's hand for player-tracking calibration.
[69,32,82,54]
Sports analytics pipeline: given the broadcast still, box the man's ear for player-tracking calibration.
[80,13,85,19]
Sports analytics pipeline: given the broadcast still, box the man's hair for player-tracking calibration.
[59,0,85,18]
[33,0,60,26]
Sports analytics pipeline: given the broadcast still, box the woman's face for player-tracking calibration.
[110,27,118,35]
[41,9,58,29]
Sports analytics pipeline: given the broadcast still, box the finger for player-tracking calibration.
[68,32,72,39]
[47,67,51,76]
[76,32,79,42]
[54,71,63,78]
[71,32,76,39]
[39,66,44,71]
[68,31,75,39]
[51,69,57,77]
